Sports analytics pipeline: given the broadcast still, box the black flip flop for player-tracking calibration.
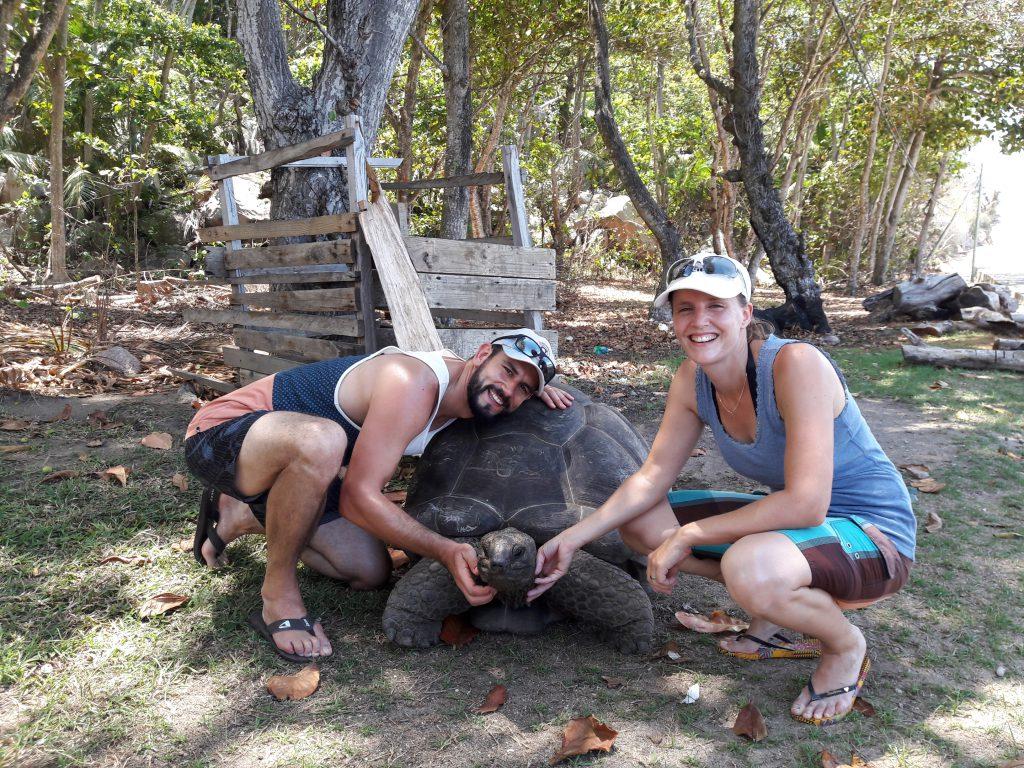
[246,610,321,664]
[192,486,226,567]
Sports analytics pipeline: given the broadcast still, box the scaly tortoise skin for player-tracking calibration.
[382,384,656,654]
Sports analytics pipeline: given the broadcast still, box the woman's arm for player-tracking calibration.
[646,344,840,591]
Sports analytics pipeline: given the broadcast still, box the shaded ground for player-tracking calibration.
[1,276,1022,768]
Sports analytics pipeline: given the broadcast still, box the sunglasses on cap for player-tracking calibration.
[665,254,743,284]
[492,334,556,385]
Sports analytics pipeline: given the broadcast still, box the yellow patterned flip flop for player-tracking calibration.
[718,632,823,661]
[791,656,871,727]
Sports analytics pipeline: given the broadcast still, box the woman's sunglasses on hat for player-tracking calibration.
[665,255,743,284]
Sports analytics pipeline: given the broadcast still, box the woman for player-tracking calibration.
[528,254,915,726]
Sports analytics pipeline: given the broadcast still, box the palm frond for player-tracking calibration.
[153,142,200,167]
[65,164,99,208]
[0,151,48,178]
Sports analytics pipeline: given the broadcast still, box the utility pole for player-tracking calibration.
[970,165,983,283]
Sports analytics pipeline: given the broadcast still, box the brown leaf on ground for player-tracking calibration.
[998,447,1023,461]
[87,410,109,426]
[171,536,193,552]
[266,665,320,701]
[0,445,31,454]
[384,490,407,505]
[101,421,125,430]
[675,609,749,634]
[649,640,685,662]
[474,684,507,714]
[601,676,624,689]
[925,511,944,533]
[821,750,846,768]
[550,716,618,764]
[86,438,103,447]
[1,419,33,431]
[731,702,767,741]
[910,477,945,493]
[171,473,189,491]
[140,432,173,450]
[850,753,876,767]
[97,465,129,486]
[899,463,931,480]
[853,697,877,717]
[138,592,189,619]
[388,547,411,569]
[439,614,479,648]
[99,555,151,567]
[46,404,72,422]
[42,469,81,483]
[929,380,950,390]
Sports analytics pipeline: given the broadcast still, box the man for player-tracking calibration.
[183,330,571,662]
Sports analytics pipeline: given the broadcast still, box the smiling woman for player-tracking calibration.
[530,253,917,728]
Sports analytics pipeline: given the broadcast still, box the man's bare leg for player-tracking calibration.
[301,517,391,590]
[199,494,263,569]
[232,412,348,659]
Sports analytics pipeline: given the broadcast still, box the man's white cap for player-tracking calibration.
[490,328,556,394]
[653,253,752,308]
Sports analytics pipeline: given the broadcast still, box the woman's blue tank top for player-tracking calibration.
[694,335,916,560]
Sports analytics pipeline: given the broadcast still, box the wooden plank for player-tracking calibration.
[233,329,359,362]
[229,287,356,312]
[236,368,265,387]
[403,236,555,279]
[214,154,246,309]
[345,114,367,211]
[204,247,226,277]
[226,268,355,285]
[222,346,304,375]
[167,368,236,393]
[215,155,402,169]
[354,233,378,353]
[467,236,514,245]
[430,309,526,326]
[378,328,559,359]
[359,195,443,351]
[374,273,554,312]
[207,128,355,181]
[381,171,504,191]
[502,145,532,248]
[222,239,353,270]
[197,213,358,243]
[184,307,362,337]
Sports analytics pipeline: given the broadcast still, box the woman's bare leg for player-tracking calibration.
[618,498,725,581]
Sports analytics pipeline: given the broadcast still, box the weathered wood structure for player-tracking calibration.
[183,119,557,387]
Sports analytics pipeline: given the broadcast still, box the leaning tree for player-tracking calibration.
[234,0,420,220]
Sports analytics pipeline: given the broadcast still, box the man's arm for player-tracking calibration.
[338,358,496,605]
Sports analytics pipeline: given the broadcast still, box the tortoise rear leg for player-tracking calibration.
[545,551,655,654]
[383,557,470,648]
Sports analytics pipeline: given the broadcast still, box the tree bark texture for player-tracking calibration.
[45,8,69,283]
[589,0,683,282]
[686,0,830,332]
[235,0,418,225]
[439,0,471,239]
[0,0,70,129]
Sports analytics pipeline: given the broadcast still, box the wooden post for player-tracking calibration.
[502,144,543,331]
[345,115,377,352]
[211,154,245,311]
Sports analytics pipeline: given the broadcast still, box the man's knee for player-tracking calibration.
[289,421,348,482]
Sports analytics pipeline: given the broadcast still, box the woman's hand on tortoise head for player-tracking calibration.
[442,542,498,606]
[526,534,576,603]
[646,529,692,595]
[538,386,574,410]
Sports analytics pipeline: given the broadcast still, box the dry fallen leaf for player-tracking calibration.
[0,445,31,454]
[266,665,320,701]
[649,640,686,663]
[675,609,748,634]
[601,676,624,689]
[172,536,193,552]
[1,419,33,431]
[853,697,876,717]
[440,614,479,648]
[47,404,73,422]
[850,753,874,768]
[140,432,173,450]
[99,555,151,567]
[171,473,189,491]
[138,592,189,619]
[87,410,109,426]
[899,463,931,480]
[474,684,507,714]
[42,469,81,483]
[910,477,945,493]
[388,547,411,569]
[925,511,944,533]
[929,380,950,390]
[550,716,618,765]
[731,702,767,741]
[821,750,845,768]
[97,465,129,486]
[998,447,1022,461]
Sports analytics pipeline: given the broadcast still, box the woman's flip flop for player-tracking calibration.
[192,486,226,567]
[718,632,823,660]
[790,655,871,726]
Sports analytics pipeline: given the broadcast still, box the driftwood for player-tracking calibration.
[994,338,1024,351]
[906,320,954,337]
[901,344,1024,373]
[956,285,1001,312]
[21,275,103,295]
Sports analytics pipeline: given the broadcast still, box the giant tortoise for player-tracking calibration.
[382,384,656,654]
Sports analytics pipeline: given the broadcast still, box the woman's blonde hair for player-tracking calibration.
[738,295,774,341]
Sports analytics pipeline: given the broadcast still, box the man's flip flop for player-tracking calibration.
[791,655,871,727]
[192,486,226,567]
[246,610,322,664]
[718,632,823,660]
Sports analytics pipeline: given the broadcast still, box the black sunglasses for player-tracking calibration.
[665,255,742,284]
[492,334,556,385]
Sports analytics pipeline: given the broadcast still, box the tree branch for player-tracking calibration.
[684,0,733,100]
[278,0,345,59]
[0,0,70,129]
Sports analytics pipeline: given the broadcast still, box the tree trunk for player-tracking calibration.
[0,0,69,128]
[686,0,830,333]
[912,153,948,277]
[589,0,682,286]
[652,58,668,210]
[396,0,434,200]
[44,8,69,283]
[439,0,471,239]
[865,139,898,283]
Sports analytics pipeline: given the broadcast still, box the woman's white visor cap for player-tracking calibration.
[653,253,752,308]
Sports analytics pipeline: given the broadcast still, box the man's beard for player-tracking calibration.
[467,367,505,424]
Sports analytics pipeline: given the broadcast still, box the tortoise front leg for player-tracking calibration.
[545,550,656,654]
[383,557,471,648]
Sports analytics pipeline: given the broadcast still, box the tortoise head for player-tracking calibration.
[476,528,536,605]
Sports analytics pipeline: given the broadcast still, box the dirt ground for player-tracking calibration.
[1,276,1022,768]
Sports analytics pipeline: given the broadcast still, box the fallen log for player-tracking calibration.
[994,338,1024,351]
[15,275,103,296]
[907,320,954,337]
[901,344,1024,373]
[890,273,966,319]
